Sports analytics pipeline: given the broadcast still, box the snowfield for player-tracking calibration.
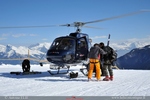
[0,64,150,96]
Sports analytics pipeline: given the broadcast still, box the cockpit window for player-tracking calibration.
[50,38,75,50]
[50,39,61,49]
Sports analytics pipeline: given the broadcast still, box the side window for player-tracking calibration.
[76,38,88,60]
[77,38,87,49]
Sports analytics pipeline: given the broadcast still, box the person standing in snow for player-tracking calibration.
[22,59,30,72]
[88,43,106,81]
[99,43,105,76]
[99,42,116,81]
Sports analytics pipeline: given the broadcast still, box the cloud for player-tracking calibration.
[122,36,150,44]
[42,38,48,41]
[91,36,107,39]
[1,33,38,38]
[2,33,10,37]
[0,38,7,40]
[29,34,37,36]
[0,33,9,40]
[4,33,38,38]
[12,33,26,38]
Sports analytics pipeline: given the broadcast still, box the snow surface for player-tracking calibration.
[0,64,150,96]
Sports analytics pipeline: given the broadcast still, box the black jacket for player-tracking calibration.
[103,46,116,64]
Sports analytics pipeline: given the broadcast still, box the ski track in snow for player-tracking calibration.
[0,64,150,96]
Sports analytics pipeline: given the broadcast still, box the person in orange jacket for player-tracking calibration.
[88,43,106,81]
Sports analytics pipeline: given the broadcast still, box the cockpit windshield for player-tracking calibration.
[50,38,75,50]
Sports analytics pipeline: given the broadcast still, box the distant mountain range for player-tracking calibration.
[0,41,150,69]
[110,39,150,57]
[0,42,50,65]
[116,45,150,70]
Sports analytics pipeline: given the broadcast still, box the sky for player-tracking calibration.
[0,0,150,46]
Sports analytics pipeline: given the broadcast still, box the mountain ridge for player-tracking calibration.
[0,41,150,66]
[116,45,150,69]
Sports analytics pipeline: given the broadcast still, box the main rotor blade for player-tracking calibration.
[83,26,104,29]
[0,9,149,29]
[84,9,150,24]
[0,25,60,29]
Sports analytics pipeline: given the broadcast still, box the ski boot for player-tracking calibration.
[109,76,113,81]
[103,76,110,81]
[88,78,93,81]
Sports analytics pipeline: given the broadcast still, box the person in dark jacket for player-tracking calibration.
[22,59,30,72]
[99,42,115,81]
[99,43,105,76]
[88,43,106,81]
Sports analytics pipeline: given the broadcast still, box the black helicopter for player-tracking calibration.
[0,10,149,75]
[46,28,92,75]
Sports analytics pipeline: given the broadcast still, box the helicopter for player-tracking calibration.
[0,10,149,75]
[46,26,92,75]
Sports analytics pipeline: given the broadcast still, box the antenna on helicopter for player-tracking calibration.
[107,34,111,46]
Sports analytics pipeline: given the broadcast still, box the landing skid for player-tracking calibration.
[80,68,88,76]
[47,62,89,76]
[47,65,70,75]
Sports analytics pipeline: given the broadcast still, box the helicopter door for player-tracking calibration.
[76,37,88,60]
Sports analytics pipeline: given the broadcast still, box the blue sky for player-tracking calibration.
[0,0,150,46]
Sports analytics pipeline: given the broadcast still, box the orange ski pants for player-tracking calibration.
[88,59,101,80]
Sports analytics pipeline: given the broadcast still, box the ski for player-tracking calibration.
[10,71,42,75]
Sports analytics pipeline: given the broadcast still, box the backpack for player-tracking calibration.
[70,72,78,78]
[104,46,117,61]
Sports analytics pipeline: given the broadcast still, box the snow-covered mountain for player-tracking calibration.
[28,42,50,53]
[0,40,150,65]
[110,39,150,57]
[116,45,150,69]
[0,43,51,64]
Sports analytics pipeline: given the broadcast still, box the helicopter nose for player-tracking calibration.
[62,54,75,63]
[46,57,52,62]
